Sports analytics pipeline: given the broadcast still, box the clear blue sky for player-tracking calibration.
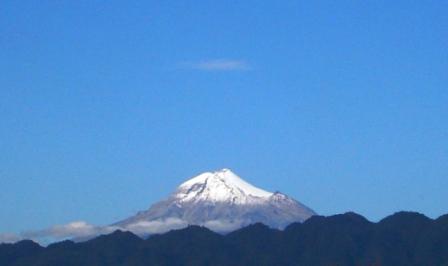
[1,1,447,235]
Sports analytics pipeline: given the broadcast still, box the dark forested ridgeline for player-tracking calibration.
[1,211,448,266]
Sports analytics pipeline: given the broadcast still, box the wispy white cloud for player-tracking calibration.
[11,218,188,244]
[0,233,23,243]
[124,218,188,235]
[202,219,243,232]
[181,59,251,71]
[1,218,244,244]
[21,221,116,240]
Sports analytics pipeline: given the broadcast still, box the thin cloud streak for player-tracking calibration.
[21,221,116,240]
[123,218,188,235]
[0,233,23,244]
[1,219,190,244]
[0,218,246,244]
[181,59,251,71]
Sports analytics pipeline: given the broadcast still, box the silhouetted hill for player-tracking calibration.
[2,212,448,266]
[0,240,43,266]
[226,223,282,266]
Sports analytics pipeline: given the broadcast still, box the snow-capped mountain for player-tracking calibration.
[115,169,316,233]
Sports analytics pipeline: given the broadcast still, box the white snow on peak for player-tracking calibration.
[175,169,273,204]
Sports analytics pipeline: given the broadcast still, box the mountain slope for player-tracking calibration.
[115,169,316,233]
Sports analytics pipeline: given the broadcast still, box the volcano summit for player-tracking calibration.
[115,169,316,233]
